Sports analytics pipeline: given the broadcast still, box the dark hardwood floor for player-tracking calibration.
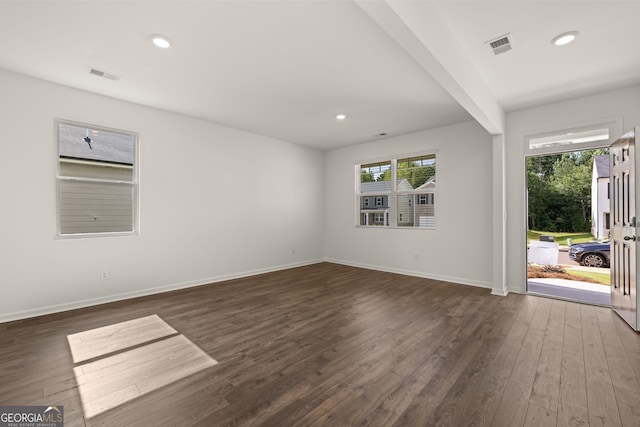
[1,262,638,426]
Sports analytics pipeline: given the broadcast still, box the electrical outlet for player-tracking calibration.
[100,271,109,280]
[291,248,296,255]
[413,254,419,261]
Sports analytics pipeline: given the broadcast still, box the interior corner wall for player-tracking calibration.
[0,69,325,322]
[324,120,494,288]
[505,85,640,294]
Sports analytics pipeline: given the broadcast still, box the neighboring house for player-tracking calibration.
[360,180,392,226]
[414,177,436,228]
[396,179,415,226]
[58,123,135,234]
[591,155,610,240]
[360,178,435,227]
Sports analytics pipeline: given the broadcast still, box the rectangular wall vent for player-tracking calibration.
[89,67,120,81]
[487,33,513,55]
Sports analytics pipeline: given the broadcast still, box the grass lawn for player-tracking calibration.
[528,265,610,286]
[566,269,610,286]
[527,230,595,246]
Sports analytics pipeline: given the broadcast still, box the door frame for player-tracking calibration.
[521,117,623,300]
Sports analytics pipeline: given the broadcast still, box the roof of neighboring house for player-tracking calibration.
[361,178,421,193]
[415,176,436,190]
[59,122,135,165]
[594,155,609,178]
[397,178,413,191]
[361,180,393,193]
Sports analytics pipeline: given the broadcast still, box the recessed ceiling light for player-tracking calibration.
[336,114,346,121]
[151,35,172,49]
[552,31,578,46]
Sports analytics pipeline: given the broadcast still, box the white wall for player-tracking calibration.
[0,69,325,322]
[324,120,494,288]
[505,85,640,293]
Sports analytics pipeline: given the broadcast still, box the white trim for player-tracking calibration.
[356,152,436,229]
[492,134,508,296]
[55,118,140,238]
[0,258,496,324]
[58,176,135,185]
[59,157,133,170]
[521,120,619,297]
[523,116,623,156]
[54,230,138,240]
[326,258,492,289]
[0,259,325,324]
[354,225,436,230]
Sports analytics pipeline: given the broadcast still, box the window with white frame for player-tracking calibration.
[357,154,436,228]
[525,118,622,156]
[56,120,138,237]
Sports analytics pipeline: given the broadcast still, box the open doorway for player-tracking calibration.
[526,148,611,305]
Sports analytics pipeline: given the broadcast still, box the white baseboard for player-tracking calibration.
[325,258,493,290]
[0,259,325,324]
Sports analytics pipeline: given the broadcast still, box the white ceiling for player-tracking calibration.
[1,1,639,150]
[434,1,640,112]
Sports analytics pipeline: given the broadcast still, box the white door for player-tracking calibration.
[610,128,638,330]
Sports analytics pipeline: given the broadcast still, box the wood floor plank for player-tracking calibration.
[530,338,562,412]
[595,308,640,395]
[74,334,217,418]
[562,301,584,355]
[0,263,638,426]
[523,401,557,427]
[581,304,623,427]
[529,299,564,414]
[491,377,533,427]
[558,350,589,427]
[458,366,512,427]
[613,385,640,427]
[67,314,177,363]
[510,329,545,386]
[612,310,640,382]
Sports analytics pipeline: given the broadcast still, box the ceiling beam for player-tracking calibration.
[356,0,505,135]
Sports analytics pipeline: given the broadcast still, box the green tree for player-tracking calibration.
[550,153,592,231]
[360,171,374,183]
[377,169,391,182]
[397,161,436,188]
[527,149,606,233]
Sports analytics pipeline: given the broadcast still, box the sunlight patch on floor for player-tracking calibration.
[68,315,217,419]
[67,314,177,363]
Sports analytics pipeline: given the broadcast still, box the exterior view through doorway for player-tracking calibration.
[526,144,612,305]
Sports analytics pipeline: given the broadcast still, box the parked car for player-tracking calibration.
[568,241,610,268]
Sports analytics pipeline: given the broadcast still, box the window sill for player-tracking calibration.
[355,225,436,231]
[55,231,138,240]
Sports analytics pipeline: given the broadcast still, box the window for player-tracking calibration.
[56,120,138,237]
[528,128,610,151]
[357,153,436,228]
[525,118,622,156]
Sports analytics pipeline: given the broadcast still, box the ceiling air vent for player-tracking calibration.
[89,67,120,81]
[487,33,513,55]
